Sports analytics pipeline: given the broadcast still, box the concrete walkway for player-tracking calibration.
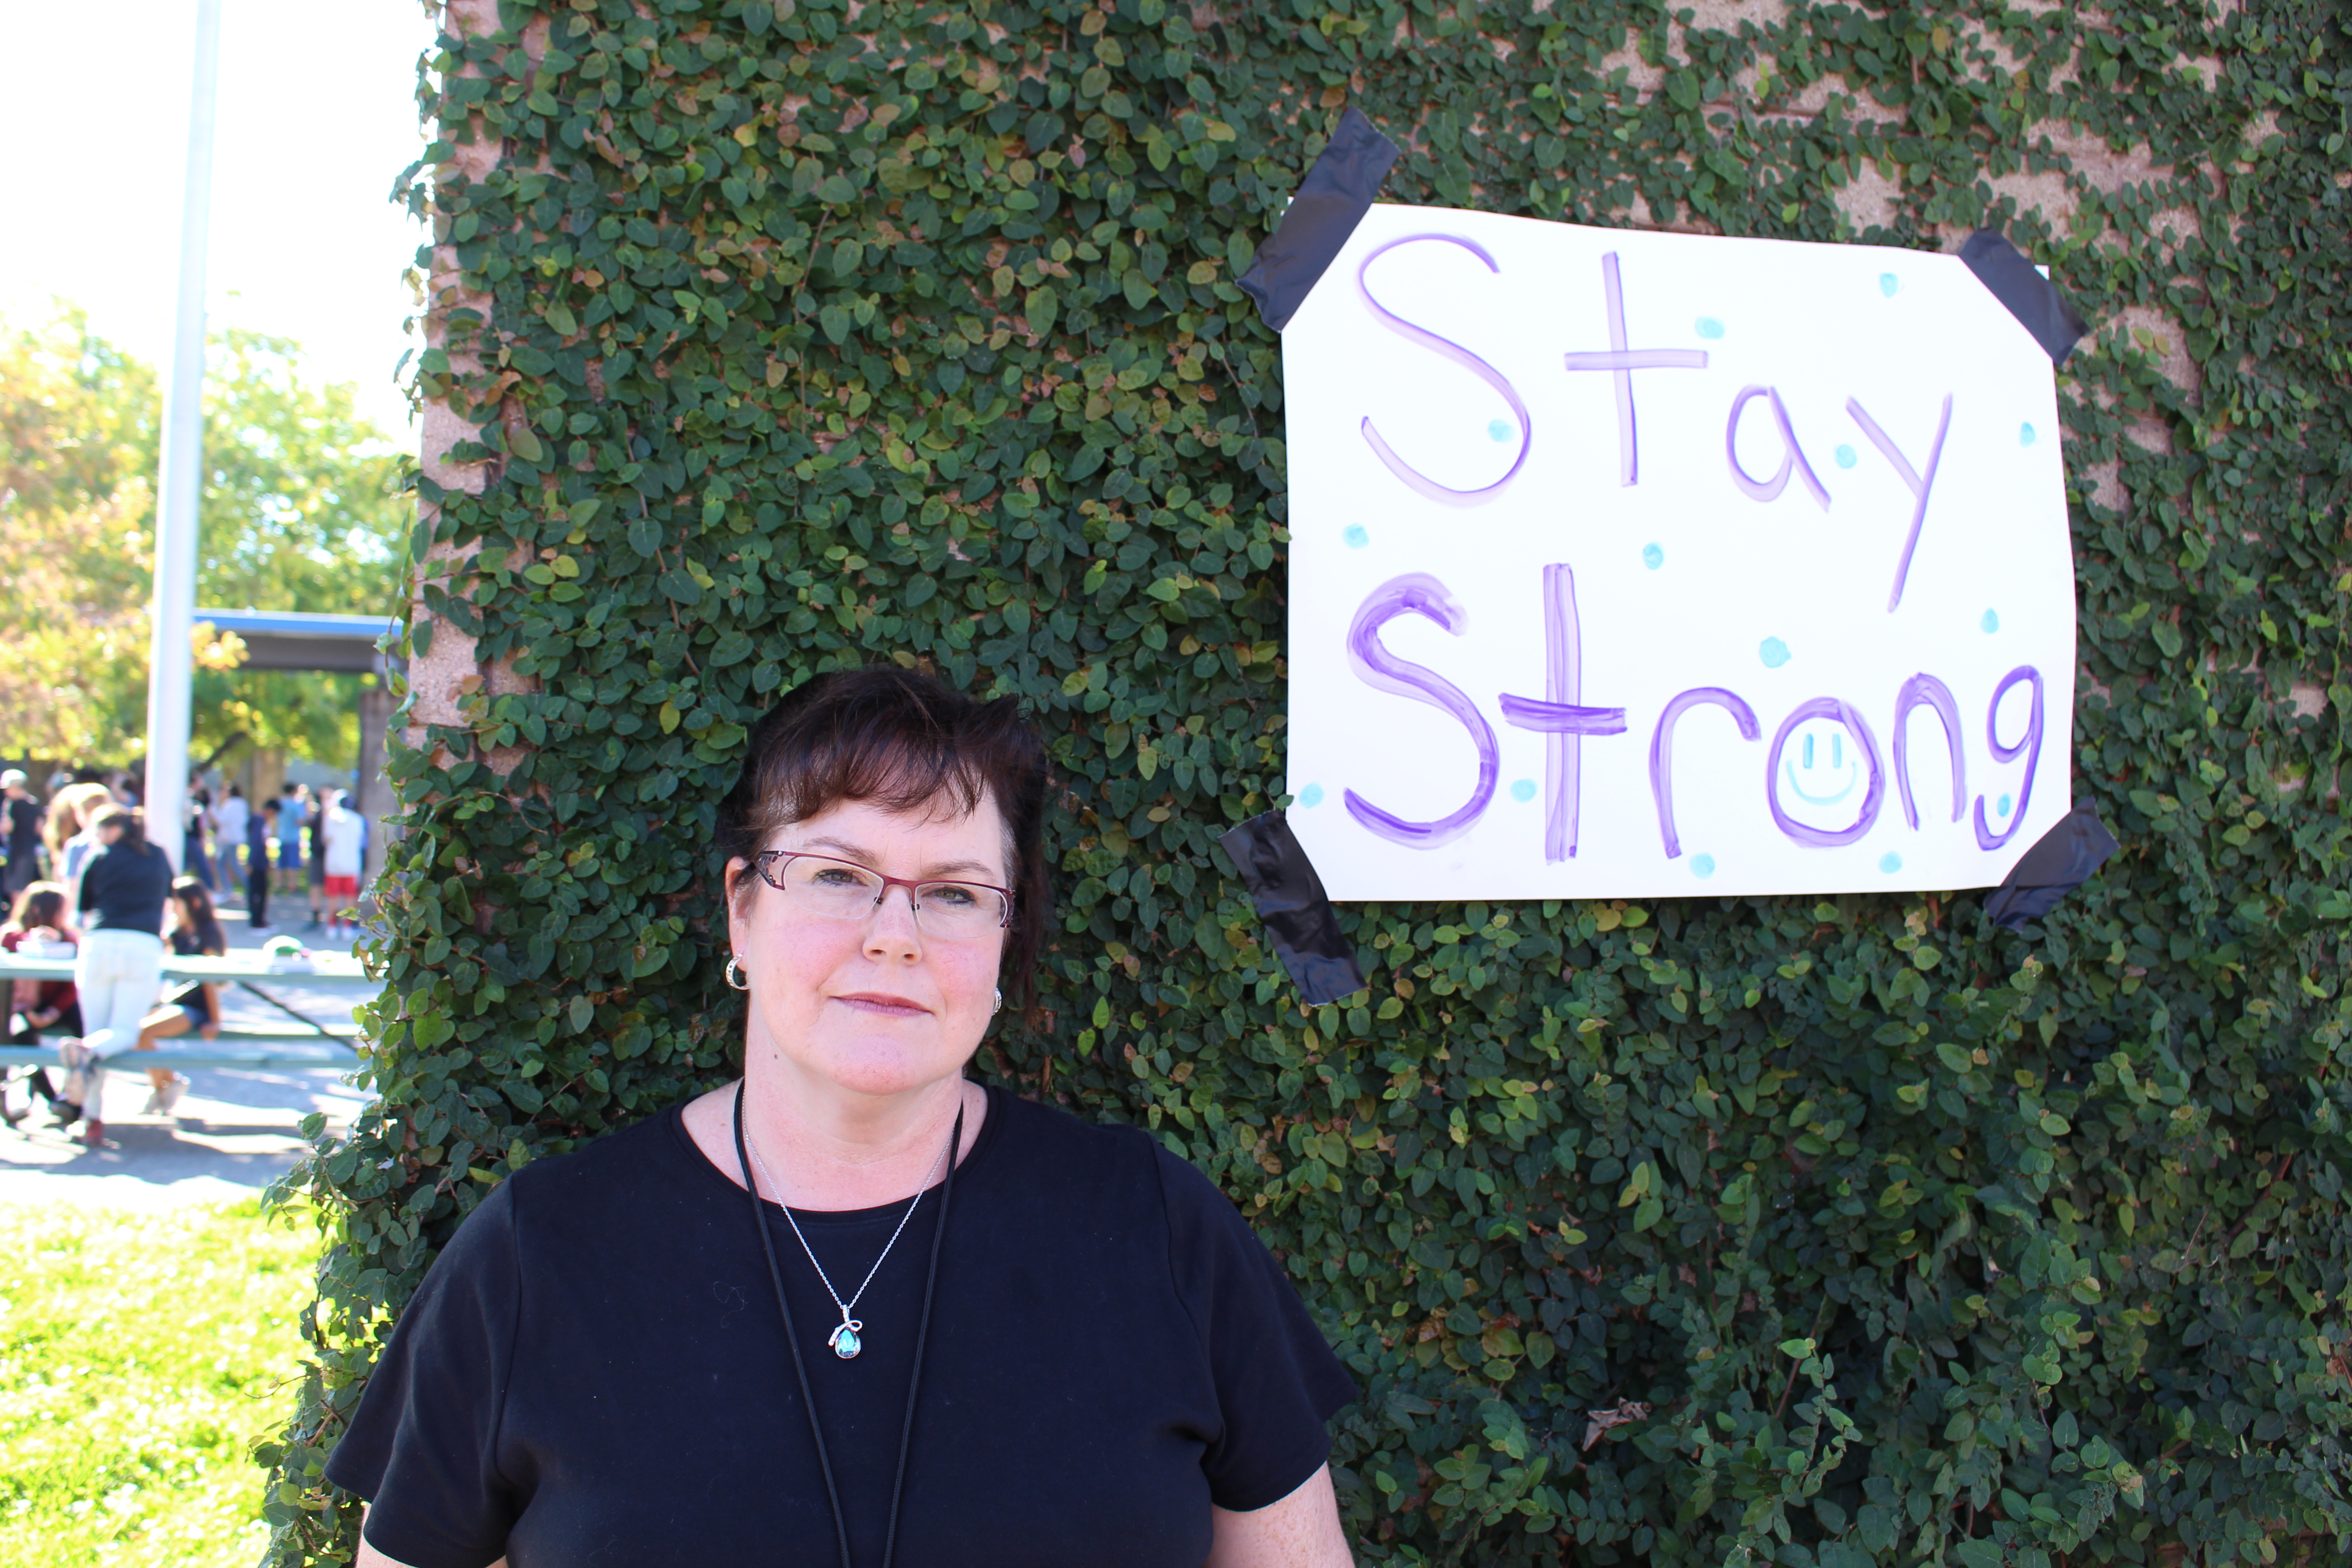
[0,897,374,1208]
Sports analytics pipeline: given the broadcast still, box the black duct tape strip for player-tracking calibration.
[1219,810,1367,1006]
[1959,229,2089,366]
[1237,107,1399,333]
[1983,801,2120,932]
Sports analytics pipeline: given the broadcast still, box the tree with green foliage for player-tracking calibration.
[0,310,407,769]
[265,2,2352,1565]
[0,310,162,763]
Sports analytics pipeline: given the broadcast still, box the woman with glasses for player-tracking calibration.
[331,666,1357,1568]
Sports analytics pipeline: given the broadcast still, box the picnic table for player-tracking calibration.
[0,950,376,1075]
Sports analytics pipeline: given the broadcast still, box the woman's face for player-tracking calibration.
[97,820,122,845]
[726,792,1009,1104]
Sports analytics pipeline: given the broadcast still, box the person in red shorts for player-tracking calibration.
[319,789,365,942]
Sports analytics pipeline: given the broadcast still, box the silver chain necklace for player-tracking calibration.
[744,1105,957,1361]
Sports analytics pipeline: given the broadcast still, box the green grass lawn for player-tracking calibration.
[0,1197,315,1568]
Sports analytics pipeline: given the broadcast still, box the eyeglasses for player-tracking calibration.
[745,850,1014,940]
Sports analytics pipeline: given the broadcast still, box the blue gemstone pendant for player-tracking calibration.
[828,1320,863,1359]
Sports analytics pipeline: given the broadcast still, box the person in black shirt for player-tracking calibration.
[304,788,328,927]
[330,669,1358,1568]
[0,770,41,897]
[246,799,274,932]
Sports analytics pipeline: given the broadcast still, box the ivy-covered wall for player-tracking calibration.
[263,1,2352,1563]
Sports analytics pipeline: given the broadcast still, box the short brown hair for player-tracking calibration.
[717,666,1053,1001]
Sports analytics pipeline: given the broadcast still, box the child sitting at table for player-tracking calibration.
[1,882,80,1125]
[127,877,227,1118]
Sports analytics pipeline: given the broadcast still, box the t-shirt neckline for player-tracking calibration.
[665,1080,1009,1227]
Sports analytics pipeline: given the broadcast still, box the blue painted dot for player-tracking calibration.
[1759,637,1792,669]
[1509,778,1537,803]
[1691,853,1716,879]
[1486,418,1515,443]
[1879,852,1904,874]
[1834,443,1858,469]
[1997,793,2014,819]
[2019,421,2038,446]
[1642,542,1665,571]
[1695,316,1725,339]
[1298,783,1325,808]
[1879,272,1901,297]
[1981,608,2001,634]
[1342,524,1369,549]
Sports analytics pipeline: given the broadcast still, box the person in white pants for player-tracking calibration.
[63,805,173,1134]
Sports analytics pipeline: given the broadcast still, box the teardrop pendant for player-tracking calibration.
[828,1321,863,1360]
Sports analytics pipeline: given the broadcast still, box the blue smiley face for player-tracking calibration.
[1780,720,1861,808]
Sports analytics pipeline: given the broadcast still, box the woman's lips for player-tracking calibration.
[833,992,929,1017]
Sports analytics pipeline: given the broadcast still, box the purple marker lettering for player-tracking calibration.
[1846,393,1953,612]
[1342,573,1499,849]
[1648,687,1760,858]
[1496,564,1627,862]
[1563,252,1708,486]
[1766,698,1886,848]
[1725,385,1831,509]
[1355,235,1533,506]
[1892,673,1966,829]
[1972,666,2043,851]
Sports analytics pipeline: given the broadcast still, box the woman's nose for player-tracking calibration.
[862,884,924,956]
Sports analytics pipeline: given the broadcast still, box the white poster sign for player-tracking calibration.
[1280,205,2074,901]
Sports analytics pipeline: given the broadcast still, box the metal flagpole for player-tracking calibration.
[143,0,225,872]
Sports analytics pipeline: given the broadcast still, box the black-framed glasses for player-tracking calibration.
[746,851,1014,940]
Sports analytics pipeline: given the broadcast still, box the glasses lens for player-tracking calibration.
[765,855,1007,936]
[912,882,1008,937]
[778,855,884,919]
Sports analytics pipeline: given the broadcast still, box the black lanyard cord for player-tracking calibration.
[733,1079,964,1568]
[735,1080,851,1568]
[883,1094,959,1568]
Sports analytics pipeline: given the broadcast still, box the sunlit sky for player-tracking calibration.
[0,0,435,441]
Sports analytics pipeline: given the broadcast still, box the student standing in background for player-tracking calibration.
[51,782,113,889]
[321,791,366,941]
[246,798,274,934]
[304,788,327,929]
[1,771,42,898]
[214,785,250,906]
[275,784,305,896]
[183,785,216,892]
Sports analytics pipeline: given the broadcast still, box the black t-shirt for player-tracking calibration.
[77,843,172,934]
[162,928,215,1010]
[5,796,37,853]
[327,1085,1355,1568]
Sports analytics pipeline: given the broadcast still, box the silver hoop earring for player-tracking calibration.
[991,988,1003,1015]
[725,956,750,992]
